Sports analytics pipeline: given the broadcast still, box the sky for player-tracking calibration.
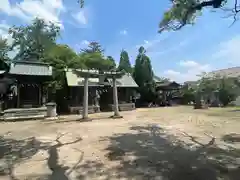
[1,0,240,83]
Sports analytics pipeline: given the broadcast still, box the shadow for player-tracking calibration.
[0,133,83,180]
[1,124,240,180]
[46,134,82,180]
[222,133,240,144]
[0,135,50,180]
[51,116,118,124]
[229,109,240,112]
[101,124,240,180]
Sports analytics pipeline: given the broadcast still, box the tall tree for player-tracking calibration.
[118,50,132,73]
[9,18,60,61]
[106,56,117,70]
[79,42,116,71]
[133,46,155,102]
[133,46,151,87]
[81,41,104,54]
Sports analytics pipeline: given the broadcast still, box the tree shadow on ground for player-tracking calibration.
[222,133,240,144]
[100,124,240,180]
[0,133,83,180]
[0,135,50,179]
[46,133,83,180]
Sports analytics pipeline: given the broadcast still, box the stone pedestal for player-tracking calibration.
[46,102,57,117]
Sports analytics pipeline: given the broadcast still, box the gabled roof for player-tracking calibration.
[9,61,52,76]
[66,69,100,87]
[108,74,138,87]
[65,69,138,87]
[205,67,240,79]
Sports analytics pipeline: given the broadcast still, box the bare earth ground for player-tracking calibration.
[0,106,239,180]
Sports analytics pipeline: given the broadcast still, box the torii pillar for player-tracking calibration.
[105,71,124,119]
[111,77,121,118]
[82,76,89,119]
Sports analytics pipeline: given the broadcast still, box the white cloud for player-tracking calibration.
[179,60,199,68]
[73,10,88,24]
[75,40,90,51]
[212,35,240,64]
[163,60,211,83]
[81,40,90,45]
[0,22,13,45]
[0,0,65,28]
[143,40,149,44]
[0,21,18,58]
[120,30,128,35]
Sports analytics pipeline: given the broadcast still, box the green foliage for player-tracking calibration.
[81,41,104,54]
[79,41,116,71]
[181,85,195,104]
[81,0,231,33]
[217,78,239,106]
[159,0,226,32]
[106,56,117,70]
[79,52,114,71]
[133,46,155,102]
[9,18,60,61]
[0,37,9,61]
[118,50,132,73]
[195,75,240,106]
[43,44,83,90]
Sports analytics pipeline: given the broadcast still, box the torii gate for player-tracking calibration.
[74,69,124,120]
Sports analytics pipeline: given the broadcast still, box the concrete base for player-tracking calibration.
[110,115,123,119]
[79,117,92,122]
[45,117,59,121]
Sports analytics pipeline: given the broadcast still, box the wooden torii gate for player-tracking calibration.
[74,69,124,120]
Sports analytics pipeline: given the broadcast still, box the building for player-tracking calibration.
[184,67,240,106]
[65,69,138,114]
[0,61,52,120]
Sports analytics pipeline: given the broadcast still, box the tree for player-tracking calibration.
[194,74,240,107]
[118,50,132,73]
[80,0,233,33]
[9,18,60,61]
[81,41,104,54]
[79,41,116,71]
[0,37,9,61]
[106,56,117,70]
[133,46,155,103]
[159,0,230,32]
[43,44,85,90]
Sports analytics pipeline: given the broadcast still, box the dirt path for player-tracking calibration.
[0,107,239,180]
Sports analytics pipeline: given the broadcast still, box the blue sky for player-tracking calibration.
[1,0,240,82]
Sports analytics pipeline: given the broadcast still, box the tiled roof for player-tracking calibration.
[65,69,138,87]
[66,70,100,86]
[205,67,240,78]
[9,61,52,76]
[108,74,138,87]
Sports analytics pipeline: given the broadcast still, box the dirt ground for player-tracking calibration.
[0,106,239,180]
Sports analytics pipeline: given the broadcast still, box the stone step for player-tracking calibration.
[3,107,47,121]
[4,114,45,121]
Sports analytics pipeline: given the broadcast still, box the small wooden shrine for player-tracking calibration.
[0,61,52,120]
[6,61,52,108]
[155,81,181,106]
[65,69,138,118]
